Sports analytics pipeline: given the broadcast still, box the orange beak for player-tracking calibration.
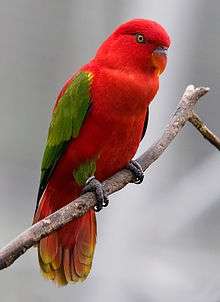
[151,46,168,75]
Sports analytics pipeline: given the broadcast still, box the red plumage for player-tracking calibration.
[33,19,170,285]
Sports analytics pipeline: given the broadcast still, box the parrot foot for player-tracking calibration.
[82,176,109,212]
[127,160,144,184]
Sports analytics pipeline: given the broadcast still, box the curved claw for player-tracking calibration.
[102,195,109,208]
[82,176,109,212]
[127,160,144,184]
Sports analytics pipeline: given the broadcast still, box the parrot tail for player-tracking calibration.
[33,191,97,286]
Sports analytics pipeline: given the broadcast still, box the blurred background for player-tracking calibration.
[0,0,219,301]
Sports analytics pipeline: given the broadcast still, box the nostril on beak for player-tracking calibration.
[153,46,168,56]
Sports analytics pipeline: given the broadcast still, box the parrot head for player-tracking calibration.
[95,19,170,76]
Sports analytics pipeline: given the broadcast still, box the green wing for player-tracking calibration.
[36,71,93,210]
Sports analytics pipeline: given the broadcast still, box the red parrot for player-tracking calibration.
[33,19,170,285]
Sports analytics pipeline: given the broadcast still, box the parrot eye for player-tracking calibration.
[136,33,145,44]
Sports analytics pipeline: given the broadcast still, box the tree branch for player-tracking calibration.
[0,84,215,271]
[189,112,220,150]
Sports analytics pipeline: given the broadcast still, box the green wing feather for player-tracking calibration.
[36,71,93,210]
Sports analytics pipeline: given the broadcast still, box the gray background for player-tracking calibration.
[0,0,219,301]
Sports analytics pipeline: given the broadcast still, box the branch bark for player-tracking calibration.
[189,112,220,150]
[0,84,215,271]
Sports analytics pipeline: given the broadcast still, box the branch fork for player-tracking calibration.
[0,84,219,271]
